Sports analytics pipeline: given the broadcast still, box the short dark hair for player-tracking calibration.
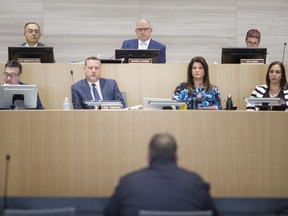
[187,56,211,90]
[5,60,22,74]
[84,56,101,66]
[24,22,41,32]
[149,133,177,161]
[266,61,288,89]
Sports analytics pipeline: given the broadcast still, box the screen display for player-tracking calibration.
[115,49,160,63]
[221,48,267,64]
[8,47,54,63]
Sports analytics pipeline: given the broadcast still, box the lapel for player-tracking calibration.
[131,39,138,49]
[99,78,106,99]
[83,79,93,100]
[148,39,154,49]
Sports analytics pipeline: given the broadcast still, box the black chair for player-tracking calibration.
[138,210,212,216]
[3,207,76,216]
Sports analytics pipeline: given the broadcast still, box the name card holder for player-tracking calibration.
[240,59,264,64]
[18,58,41,63]
[128,58,152,63]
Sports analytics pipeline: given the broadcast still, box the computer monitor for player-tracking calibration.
[115,49,160,63]
[143,98,186,110]
[244,97,287,111]
[100,59,122,64]
[8,47,54,63]
[221,48,267,64]
[0,84,38,109]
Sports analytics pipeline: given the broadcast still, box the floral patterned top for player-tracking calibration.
[172,82,222,110]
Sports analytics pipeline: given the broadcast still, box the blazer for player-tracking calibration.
[71,78,126,109]
[20,82,44,109]
[121,39,166,63]
[104,159,219,216]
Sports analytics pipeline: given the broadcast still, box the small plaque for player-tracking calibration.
[128,58,152,63]
[240,59,264,64]
[18,58,41,63]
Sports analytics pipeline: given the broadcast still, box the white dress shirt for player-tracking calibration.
[138,39,151,50]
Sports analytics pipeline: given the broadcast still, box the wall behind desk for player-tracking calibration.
[0,63,269,110]
[0,1,287,64]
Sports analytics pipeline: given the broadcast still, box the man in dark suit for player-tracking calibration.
[104,133,219,216]
[71,56,126,109]
[21,22,45,47]
[3,60,45,109]
[121,18,166,63]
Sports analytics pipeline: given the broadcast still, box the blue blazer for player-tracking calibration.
[71,78,126,109]
[121,39,166,63]
[20,82,44,109]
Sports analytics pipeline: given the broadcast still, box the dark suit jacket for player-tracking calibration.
[20,82,45,109]
[121,39,166,63]
[104,159,219,216]
[71,78,126,109]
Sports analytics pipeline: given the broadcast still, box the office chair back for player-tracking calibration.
[3,207,76,216]
[138,210,212,216]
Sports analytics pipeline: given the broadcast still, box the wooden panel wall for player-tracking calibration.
[0,1,287,63]
[0,63,271,110]
[0,110,287,197]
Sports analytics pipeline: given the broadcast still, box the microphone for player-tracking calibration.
[282,42,287,63]
[70,70,74,84]
[3,154,10,210]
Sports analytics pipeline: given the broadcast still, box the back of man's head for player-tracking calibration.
[149,133,177,162]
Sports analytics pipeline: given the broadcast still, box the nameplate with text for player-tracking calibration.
[18,58,41,63]
[240,59,264,64]
[128,58,152,63]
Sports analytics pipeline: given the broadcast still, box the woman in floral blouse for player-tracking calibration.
[173,56,222,110]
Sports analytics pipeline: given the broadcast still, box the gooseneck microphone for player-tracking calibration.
[70,70,74,84]
[282,42,287,64]
[3,154,10,210]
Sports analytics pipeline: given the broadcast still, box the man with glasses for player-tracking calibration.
[21,22,44,47]
[121,18,166,63]
[3,60,45,109]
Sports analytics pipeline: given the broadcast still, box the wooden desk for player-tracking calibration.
[0,64,270,110]
[0,110,287,197]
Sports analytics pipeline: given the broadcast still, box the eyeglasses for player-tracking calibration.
[3,72,20,78]
[26,29,40,34]
[136,28,151,33]
[269,70,281,74]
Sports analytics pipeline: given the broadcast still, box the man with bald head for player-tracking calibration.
[21,22,44,47]
[104,133,218,216]
[121,18,166,63]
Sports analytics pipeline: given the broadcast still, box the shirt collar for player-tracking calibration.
[138,38,151,47]
[87,79,100,88]
[25,43,39,47]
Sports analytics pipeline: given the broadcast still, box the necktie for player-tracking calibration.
[92,84,101,100]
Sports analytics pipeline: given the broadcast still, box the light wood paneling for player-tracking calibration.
[0,110,287,197]
[0,1,287,63]
[0,63,271,110]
